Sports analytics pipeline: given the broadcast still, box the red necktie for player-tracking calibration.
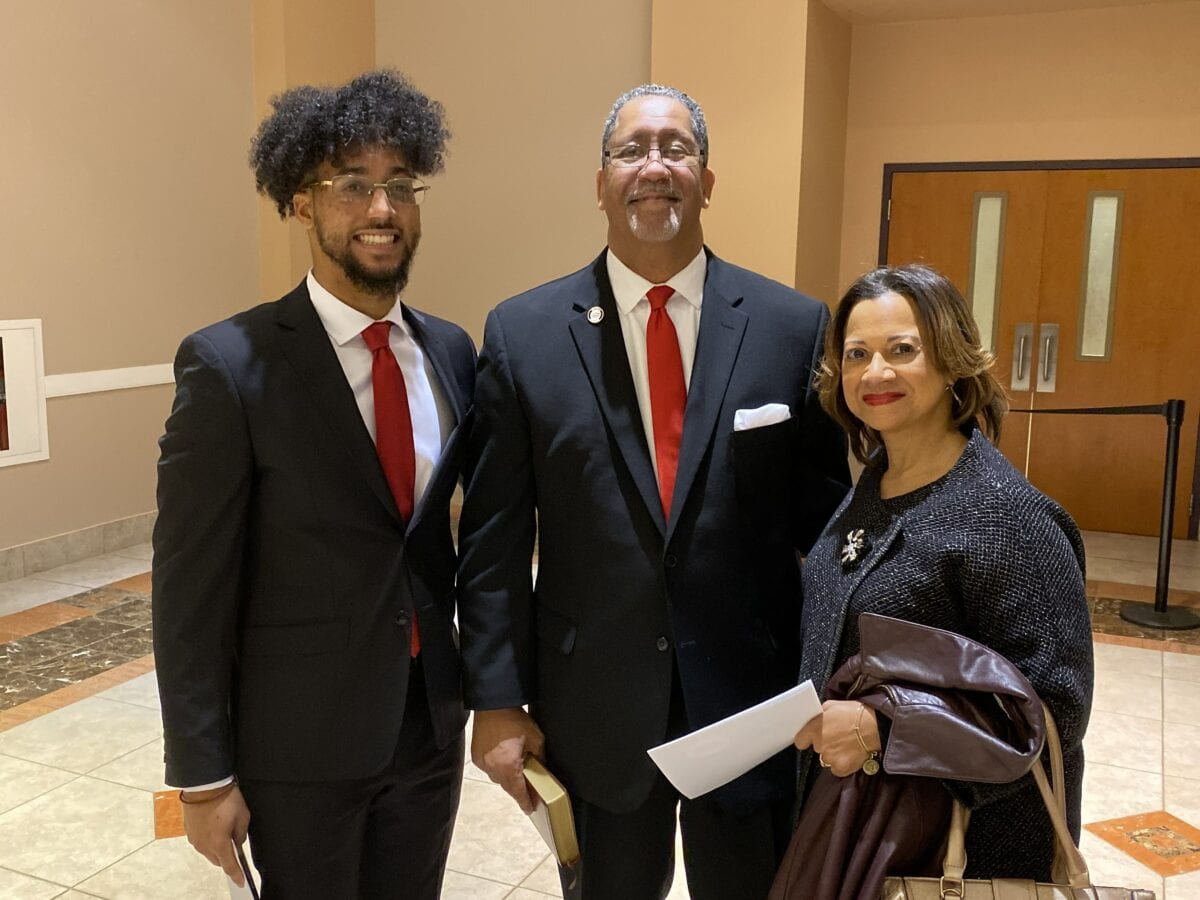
[646,285,686,517]
[361,321,420,656]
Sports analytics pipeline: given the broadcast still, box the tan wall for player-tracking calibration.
[254,0,376,301]
[0,1,258,549]
[839,1,1200,291]
[374,0,651,342]
[651,0,810,288]
[795,1,852,305]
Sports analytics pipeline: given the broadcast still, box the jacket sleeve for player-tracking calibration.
[151,332,252,786]
[792,301,851,552]
[456,309,538,709]
[947,500,1093,810]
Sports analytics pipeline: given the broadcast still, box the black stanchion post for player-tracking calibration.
[1120,399,1200,630]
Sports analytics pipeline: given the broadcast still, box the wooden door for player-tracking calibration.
[885,165,1199,538]
[887,171,1048,472]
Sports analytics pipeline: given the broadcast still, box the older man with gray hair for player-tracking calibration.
[457,84,850,899]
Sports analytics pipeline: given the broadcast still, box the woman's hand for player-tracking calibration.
[793,700,880,777]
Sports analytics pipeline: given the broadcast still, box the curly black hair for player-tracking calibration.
[249,69,450,218]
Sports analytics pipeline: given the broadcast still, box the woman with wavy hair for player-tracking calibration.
[777,265,1093,897]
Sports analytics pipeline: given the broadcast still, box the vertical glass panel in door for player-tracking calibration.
[968,193,1006,353]
[1079,192,1121,359]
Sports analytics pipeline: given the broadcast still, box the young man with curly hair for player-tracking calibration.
[152,70,475,898]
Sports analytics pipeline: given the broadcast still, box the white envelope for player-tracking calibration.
[647,680,821,799]
[733,403,791,431]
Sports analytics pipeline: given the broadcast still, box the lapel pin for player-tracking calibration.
[586,306,605,325]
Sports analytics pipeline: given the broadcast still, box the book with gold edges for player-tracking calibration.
[523,755,580,868]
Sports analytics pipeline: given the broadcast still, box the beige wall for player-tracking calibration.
[375,0,651,342]
[652,0,810,288]
[253,0,376,301]
[838,1,1200,291]
[0,1,258,549]
[795,1,852,304]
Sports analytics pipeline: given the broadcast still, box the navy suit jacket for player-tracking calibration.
[152,280,475,786]
[458,250,849,814]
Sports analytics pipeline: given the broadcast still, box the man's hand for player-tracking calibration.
[471,707,545,814]
[181,784,252,886]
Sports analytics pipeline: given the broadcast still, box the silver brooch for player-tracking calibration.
[840,529,869,570]
[586,306,605,325]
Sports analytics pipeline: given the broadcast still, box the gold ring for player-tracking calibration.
[818,754,831,768]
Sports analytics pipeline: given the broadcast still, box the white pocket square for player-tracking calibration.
[733,403,791,432]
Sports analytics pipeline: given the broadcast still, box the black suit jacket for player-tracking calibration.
[458,250,849,814]
[152,280,475,786]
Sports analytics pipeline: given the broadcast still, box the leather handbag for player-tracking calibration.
[881,705,1155,900]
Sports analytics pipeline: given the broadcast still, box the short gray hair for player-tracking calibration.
[600,84,709,168]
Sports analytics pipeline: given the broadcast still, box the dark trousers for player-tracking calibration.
[240,661,465,900]
[560,667,794,900]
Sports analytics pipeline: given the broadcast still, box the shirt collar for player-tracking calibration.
[606,248,707,316]
[306,271,411,346]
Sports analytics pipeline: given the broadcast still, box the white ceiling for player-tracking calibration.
[821,0,1177,25]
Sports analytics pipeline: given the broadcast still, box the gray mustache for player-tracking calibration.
[627,190,681,202]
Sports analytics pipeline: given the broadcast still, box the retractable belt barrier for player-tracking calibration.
[1010,398,1199,630]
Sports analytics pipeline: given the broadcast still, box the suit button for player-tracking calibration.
[656,636,670,652]
[664,554,678,568]
[394,611,410,627]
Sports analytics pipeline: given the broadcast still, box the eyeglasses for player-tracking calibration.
[604,142,701,169]
[307,175,429,206]
[842,340,925,370]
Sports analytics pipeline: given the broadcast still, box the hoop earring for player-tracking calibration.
[946,383,961,405]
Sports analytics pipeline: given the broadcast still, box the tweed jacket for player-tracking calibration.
[796,428,1094,881]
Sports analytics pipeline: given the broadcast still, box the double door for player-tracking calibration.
[885,164,1199,538]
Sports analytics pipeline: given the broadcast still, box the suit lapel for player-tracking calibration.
[666,256,748,539]
[568,255,666,533]
[273,284,403,524]
[403,307,467,534]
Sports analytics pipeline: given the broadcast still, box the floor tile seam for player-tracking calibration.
[84,769,164,794]
[0,774,87,820]
[515,854,555,888]
[0,750,91,780]
[68,834,158,892]
[21,574,99,590]
[89,695,161,712]
[109,549,151,560]
[0,694,153,750]
[444,865,525,888]
[1089,706,1165,724]
[0,864,70,890]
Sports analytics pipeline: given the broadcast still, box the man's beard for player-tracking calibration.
[625,185,684,243]
[626,204,682,243]
[316,223,417,297]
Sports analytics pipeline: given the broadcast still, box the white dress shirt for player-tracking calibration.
[606,248,706,481]
[306,271,454,507]
[175,274,452,793]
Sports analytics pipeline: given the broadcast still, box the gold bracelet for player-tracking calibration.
[853,703,880,775]
[179,781,237,805]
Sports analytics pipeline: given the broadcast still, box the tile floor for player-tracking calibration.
[0,533,1196,897]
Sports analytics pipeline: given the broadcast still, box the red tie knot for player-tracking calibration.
[646,285,675,311]
[362,321,393,351]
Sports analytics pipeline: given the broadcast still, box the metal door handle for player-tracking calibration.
[1017,334,1028,381]
[1036,324,1059,393]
